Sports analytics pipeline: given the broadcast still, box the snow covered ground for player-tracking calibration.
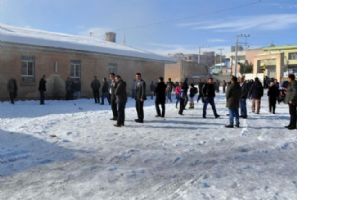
[0,92,296,200]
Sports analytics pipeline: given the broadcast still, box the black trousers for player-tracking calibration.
[136,100,144,121]
[40,91,45,104]
[155,101,165,117]
[93,90,100,103]
[269,97,277,113]
[288,103,297,128]
[9,92,15,104]
[178,97,185,114]
[117,100,126,125]
[111,97,118,118]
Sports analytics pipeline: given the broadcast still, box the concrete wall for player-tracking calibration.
[0,42,165,100]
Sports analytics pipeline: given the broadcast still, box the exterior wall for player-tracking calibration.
[164,61,209,82]
[0,42,165,100]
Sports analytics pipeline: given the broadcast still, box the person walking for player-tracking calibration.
[225,76,241,128]
[109,73,118,120]
[222,80,227,93]
[188,83,198,109]
[7,78,18,104]
[248,77,263,114]
[135,73,146,123]
[155,77,167,117]
[38,75,46,105]
[175,82,182,109]
[239,76,248,118]
[114,75,127,127]
[284,74,297,130]
[202,77,220,118]
[101,77,110,105]
[182,79,189,110]
[91,76,101,104]
[267,82,279,114]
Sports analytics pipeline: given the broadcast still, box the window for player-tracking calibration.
[70,60,81,78]
[108,63,117,74]
[21,56,35,77]
[288,52,297,60]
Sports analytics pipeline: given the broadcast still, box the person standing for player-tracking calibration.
[101,77,110,105]
[202,77,220,118]
[155,77,167,117]
[182,79,189,110]
[135,73,146,123]
[267,82,279,114]
[248,77,263,114]
[285,74,297,130]
[65,77,73,100]
[197,79,204,103]
[38,75,46,105]
[178,82,187,115]
[114,75,127,127]
[7,78,18,104]
[239,76,248,118]
[188,83,198,109]
[175,82,182,109]
[150,81,156,100]
[166,78,173,103]
[91,76,101,104]
[109,73,118,120]
[222,80,227,93]
[225,76,241,128]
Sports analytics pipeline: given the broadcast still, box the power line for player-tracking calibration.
[116,0,263,31]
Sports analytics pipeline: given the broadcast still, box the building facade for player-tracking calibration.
[164,60,209,83]
[0,24,173,100]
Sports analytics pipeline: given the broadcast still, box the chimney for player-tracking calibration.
[105,32,116,43]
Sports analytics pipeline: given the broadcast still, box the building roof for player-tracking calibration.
[262,45,297,51]
[0,23,175,63]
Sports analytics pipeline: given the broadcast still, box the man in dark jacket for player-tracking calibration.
[239,76,248,118]
[91,76,101,104]
[248,77,263,114]
[189,83,198,109]
[197,79,205,103]
[101,77,110,105]
[114,75,127,127]
[7,78,18,104]
[225,76,241,128]
[267,82,279,114]
[155,77,167,117]
[222,80,227,93]
[38,75,46,105]
[135,72,146,123]
[150,81,156,100]
[65,77,73,100]
[109,73,118,120]
[202,78,220,118]
[284,74,297,130]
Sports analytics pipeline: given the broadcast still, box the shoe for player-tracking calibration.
[225,124,234,128]
[203,116,206,118]
[155,115,161,117]
[110,118,117,120]
[178,113,183,115]
[135,119,143,123]
[114,124,122,127]
[288,126,297,130]
[235,124,240,128]
[284,125,290,128]
[215,115,220,119]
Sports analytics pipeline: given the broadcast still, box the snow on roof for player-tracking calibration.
[0,23,175,63]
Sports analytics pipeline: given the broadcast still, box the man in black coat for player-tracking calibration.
[202,77,220,118]
[65,77,73,100]
[267,82,279,114]
[248,77,263,114]
[38,75,46,105]
[135,72,146,123]
[239,76,248,118]
[197,79,205,103]
[7,78,18,104]
[109,73,118,120]
[114,75,127,127]
[101,77,110,105]
[155,77,167,117]
[91,76,101,104]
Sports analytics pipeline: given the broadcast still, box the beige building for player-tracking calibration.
[0,24,174,100]
[165,60,209,82]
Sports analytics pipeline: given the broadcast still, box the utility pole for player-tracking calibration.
[218,48,224,64]
[234,34,250,77]
[198,47,201,64]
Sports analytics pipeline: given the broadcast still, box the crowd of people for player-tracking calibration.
[5,73,297,130]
